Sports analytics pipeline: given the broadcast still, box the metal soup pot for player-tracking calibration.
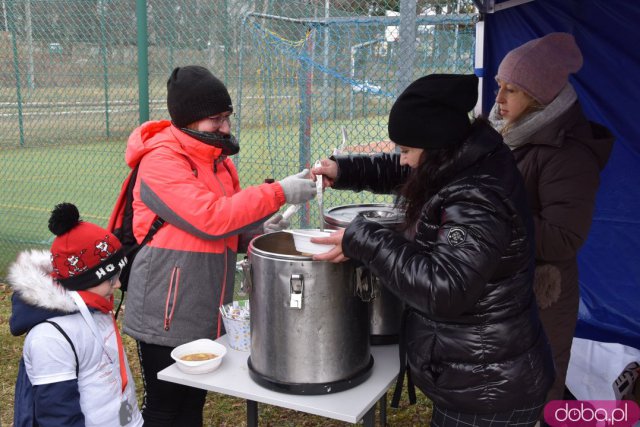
[246,231,373,395]
[323,204,405,345]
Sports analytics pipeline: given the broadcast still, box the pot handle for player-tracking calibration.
[289,274,304,309]
[237,258,252,295]
[355,267,379,302]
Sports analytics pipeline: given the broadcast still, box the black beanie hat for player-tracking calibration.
[167,65,233,128]
[388,74,478,149]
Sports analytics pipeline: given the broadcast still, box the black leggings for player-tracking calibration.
[137,341,208,427]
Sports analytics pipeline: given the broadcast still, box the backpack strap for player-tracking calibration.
[44,320,79,377]
[114,217,164,319]
[140,216,165,246]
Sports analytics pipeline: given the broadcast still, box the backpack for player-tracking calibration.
[107,164,164,318]
[108,156,196,318]
[14,320,79,427]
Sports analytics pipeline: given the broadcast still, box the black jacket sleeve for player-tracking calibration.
[342,186,514,318]
[332,153,411,194]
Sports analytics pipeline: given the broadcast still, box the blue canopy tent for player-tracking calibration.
[474,0,640,396]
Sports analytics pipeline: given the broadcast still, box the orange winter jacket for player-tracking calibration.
[122,120,285,347]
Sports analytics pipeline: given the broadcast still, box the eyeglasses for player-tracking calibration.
[207,114,232,127]
[108,271,121,287]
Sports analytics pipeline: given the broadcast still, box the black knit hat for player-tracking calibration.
[388,74,478,149]
[167,65,233,128]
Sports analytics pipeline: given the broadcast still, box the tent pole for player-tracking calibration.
[474,20,485,117]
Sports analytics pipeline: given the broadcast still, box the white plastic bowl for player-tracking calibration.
[171,339,227,374]
[286,229,335,255]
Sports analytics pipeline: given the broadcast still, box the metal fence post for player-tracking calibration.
[99,0,111,137]
[7,0,24,147]
[136,0,149,124]
[397,0,417,94]
[223,0,230,84]
[298,27,314,227]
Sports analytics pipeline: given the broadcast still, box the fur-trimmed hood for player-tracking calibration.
[8,249,78,336]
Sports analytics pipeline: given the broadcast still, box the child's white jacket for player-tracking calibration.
[9,249,143,427]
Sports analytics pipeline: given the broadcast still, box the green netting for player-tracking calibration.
[0,0,477,278]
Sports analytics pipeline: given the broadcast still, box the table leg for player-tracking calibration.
[247,399,258,427]
[380,392,387,426]
[362,403,376,427]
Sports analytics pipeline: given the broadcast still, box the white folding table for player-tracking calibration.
[158,335,400,426]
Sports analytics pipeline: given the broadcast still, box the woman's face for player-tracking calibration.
[192,111,233,134]
[397,145,424,169]
[495,79,535,124]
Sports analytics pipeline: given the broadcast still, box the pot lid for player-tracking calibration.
[323,203,404,227]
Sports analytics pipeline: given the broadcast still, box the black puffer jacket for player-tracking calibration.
[334,122,554,413]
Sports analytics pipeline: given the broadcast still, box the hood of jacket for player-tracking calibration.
[453,120,504,172]
[527,102,614,171]
[8,250,78,336]
[125,120,225,169]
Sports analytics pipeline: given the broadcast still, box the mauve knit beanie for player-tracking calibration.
[167,65,233,128]
[496,33,583,105]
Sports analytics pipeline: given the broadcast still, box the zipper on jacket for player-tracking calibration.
[213,158,230,338]
[164,267,180,331]
[217,249,229,338]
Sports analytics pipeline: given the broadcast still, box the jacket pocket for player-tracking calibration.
[405,310,437,379]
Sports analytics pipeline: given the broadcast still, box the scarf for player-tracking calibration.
[489,83,577,150]
[77,291,114,313]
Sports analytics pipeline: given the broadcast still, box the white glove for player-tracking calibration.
[278,169,316,204]
[263,214,290,233]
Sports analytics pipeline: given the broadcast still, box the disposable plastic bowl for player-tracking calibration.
[286,229,335,255]
[171,338,227,374]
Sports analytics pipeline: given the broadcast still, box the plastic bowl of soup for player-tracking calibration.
[171,339,227,374]
[285,229,335,255]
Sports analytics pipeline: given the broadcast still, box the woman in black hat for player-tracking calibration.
[121,65,317,426]
[311,74,554,426]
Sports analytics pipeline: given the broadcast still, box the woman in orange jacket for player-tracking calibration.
[122,65,316,426]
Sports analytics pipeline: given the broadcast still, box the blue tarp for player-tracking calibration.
[482,0,640,350]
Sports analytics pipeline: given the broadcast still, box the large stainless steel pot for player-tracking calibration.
[324,204,404,345]
[246,231,373,395]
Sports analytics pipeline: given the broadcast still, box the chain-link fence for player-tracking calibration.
[0,0,477,278]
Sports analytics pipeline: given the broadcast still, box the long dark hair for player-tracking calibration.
[397,118,487,230]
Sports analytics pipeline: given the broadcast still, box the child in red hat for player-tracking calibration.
[8,203,143,427]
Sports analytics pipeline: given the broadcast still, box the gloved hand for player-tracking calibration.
[263,214,290,233]
[278,169,316,204]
